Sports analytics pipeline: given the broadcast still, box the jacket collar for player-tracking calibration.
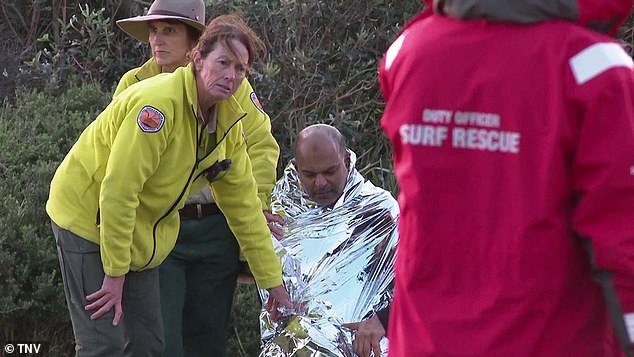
[134,57,162,82]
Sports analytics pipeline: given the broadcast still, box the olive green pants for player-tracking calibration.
[52,221,163,357]
[159,213,240,357]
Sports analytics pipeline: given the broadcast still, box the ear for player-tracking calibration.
[191,50,202,71]
[345,151,351,169]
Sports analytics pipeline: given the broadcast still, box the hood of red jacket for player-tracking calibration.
[429,0,632,35]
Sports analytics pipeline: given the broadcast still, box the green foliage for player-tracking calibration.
[228,284,263,356]
[0,83,110,355]
[622,11,634,55]
[18,3,148,92]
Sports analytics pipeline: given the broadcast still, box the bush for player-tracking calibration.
[0,83,111,355]
[16,2,148,93]
[228,284,262,357]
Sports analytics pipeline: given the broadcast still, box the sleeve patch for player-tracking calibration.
[385,31,407,71]
[137,105,165,133]
[624,313,634,342]
[569,42,634,85]
[250,92,265,113]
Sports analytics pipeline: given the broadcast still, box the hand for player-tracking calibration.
[266,284,292,321]
[343,314,386,357]
[264,210,286,240]
[85,274,125,326]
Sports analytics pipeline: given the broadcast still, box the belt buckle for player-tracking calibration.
[196,203,203,219]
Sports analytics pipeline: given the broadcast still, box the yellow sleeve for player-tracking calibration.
[211,122,282,289]
[232,79,280,210]
[99,96,172,276]
[112,69,140,99]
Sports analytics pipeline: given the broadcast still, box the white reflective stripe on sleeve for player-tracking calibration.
[385,32,407,71]
[624,313,634,342]
[569,42,633,85]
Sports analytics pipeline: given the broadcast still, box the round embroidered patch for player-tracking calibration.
[250,92,265,114]
[137,106,165,133]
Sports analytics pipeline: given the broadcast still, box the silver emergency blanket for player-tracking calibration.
[258,150,399,356]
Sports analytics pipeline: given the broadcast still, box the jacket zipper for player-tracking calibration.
[193,112,247,182]
[139,105,204,270]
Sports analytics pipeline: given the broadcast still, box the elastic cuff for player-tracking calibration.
[376,305,391,332]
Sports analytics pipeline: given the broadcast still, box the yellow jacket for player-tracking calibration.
[114,57,279,208]
[47,65,282,289]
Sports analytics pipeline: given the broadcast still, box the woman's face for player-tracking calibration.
[194,39,249,107]
[148,20,195,73]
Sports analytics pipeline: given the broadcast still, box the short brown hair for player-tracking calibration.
[193,14,265,67]
[161,19,202,43]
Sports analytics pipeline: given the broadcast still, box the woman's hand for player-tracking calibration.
[85,274,126,326]
[266,284,292,321]
[264,211,286,240]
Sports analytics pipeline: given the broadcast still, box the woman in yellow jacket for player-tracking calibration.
[113,1,280,356]
[47,12,290,356]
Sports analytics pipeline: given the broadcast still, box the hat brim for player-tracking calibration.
[116,15,205,43]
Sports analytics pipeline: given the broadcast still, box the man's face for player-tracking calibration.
[295,143,349,207]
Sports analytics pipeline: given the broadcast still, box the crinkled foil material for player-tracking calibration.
[259,151,399,356]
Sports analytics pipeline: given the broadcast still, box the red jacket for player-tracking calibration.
[380,1,634,356]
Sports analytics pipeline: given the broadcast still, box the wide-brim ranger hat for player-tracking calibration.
[116,0,206,43]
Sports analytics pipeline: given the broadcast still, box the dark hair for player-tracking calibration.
[159,19,202,42]
[193,13,265,67]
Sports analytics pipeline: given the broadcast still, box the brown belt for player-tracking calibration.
[179,203,220,220]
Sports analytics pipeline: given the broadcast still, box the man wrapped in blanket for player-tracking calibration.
[258,124,399,356]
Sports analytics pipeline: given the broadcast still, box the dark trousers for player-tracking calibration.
[52,221,164,357]
[159,213,240,357]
